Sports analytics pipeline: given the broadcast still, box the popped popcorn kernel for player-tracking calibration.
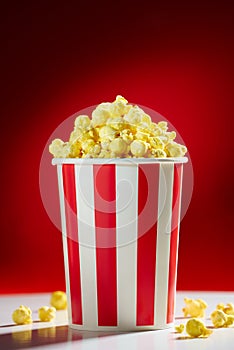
[123,106,143,125]
[12,305,32,325]
[49,95,187,159]
[69,128,84,143]
[50,291,67,310]
[165,142,187,157]
[158,121,168,132]
[210,310,227,328]
[99,125,117,141]
[100,140,110,150]
[223,303,234,316]
[70,141,82,158]
[106,117,126,131]
[49,139,70,158]
[92,102,112,127]
[225,315,234,327]
[186,318,212,338]
[120,129,134,144]
[98,149,112,158]
[149,149,167,158]
[38,306,56,322]
[210,308,234,328]
[109,138,128,156]
[111,95,131,117]
[74,115,91,130]
[148,136,164,149]
[175,324,185,333]
[130,140,148,157]
[182,298,207,318]
[216,303,225,310]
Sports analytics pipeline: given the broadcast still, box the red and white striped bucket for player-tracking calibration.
[53,157,187,331]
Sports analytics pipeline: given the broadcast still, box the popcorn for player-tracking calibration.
[12,305,32,325]
[109,138,128,156]
[158,121,168,132]
[92,102,112,127]
[123,106,143,125]
[165,142,187,158]
[210,310,228,327]
[217,302,234,316]
[38,306,56,322]
[216,303,225,310]
[98,150,112,158]
[74,115,91,130]
[182,298,207,318]
[185,318,212,338]
[225,315,234,326]
[49,96,187,159]
[99,125,117,141]
[49,139,71,158]
[50,291,67,310]
[106,117,126,131]
[110,95,131,117]
[175,324,185,333]
[149,149,167,158]
[210,309,234,327]
[130,140,148,157]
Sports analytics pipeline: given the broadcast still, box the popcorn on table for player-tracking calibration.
[50,291,67,310]
[185,318,212,338]
[38,306,56,322]
[182,297,207,318]
[12,305,32,325]
[49,95,187,159]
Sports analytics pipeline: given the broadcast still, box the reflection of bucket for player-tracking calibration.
[53,157,188,331]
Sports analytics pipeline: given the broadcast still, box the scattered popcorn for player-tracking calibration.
[210,309,234,327]
[12,305,32,325]
[185,318,212,338]
[49,95,187,159]
[50,291,67,310]
[182,298,207,318]
[225,315,234,327]
[175,324,185,333]
[38,306,56,322]
[216,303,225,310]
[210,310,228,328]
[222,303,234,316]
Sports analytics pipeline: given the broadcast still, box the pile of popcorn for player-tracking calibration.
[175,298,234,339]
[49,96,187,159]
[11,291,67,325]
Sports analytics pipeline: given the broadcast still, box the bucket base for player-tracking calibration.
[68,322,174,332]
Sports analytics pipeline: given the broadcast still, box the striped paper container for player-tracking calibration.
[52,157,188,331]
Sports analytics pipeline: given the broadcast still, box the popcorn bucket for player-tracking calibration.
[52,157,188,331]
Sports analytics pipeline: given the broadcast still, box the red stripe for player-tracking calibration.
[137,164,159,326]
[167,164,182,323]
[93,165,117,326]
[62,164,83,325]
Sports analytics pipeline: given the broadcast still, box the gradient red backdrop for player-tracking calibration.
[1,1,233,293]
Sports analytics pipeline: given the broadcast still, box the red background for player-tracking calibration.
[1,1,233,293]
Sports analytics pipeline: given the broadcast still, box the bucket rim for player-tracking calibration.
[52,157,188,165]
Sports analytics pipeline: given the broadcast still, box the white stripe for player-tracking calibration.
[116,164,138,328]
[57,164,72,325]
[154,163,174,327]
[75,164,98,329]
[172,164,183,318]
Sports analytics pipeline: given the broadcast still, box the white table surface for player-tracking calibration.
[0,292,234,350]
